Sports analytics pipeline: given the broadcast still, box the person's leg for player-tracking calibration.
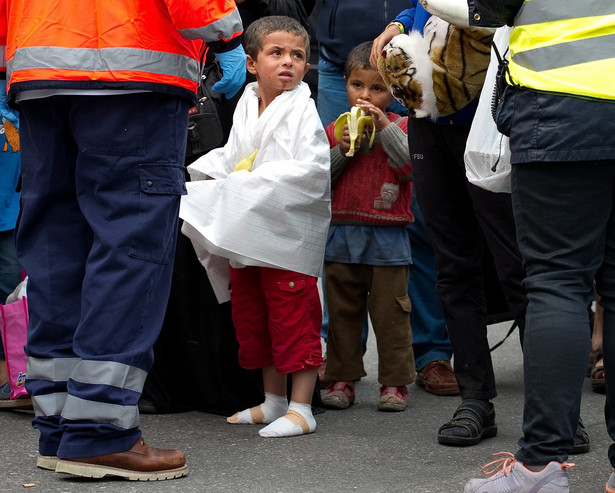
[227,266,288,425]
[0,229,21,381]
[20,93,189,462]
[467,183,527,340]
[407,192,458,396]
[512,161,613,466]
[0,229,21,304]
[259,268,322,437]
[367,265,415,387]
[408,119,497,446]
[409,119,496,401]
[599,194,615,470]
[324,262,369,383]
[18,96,88,457]
[368,265,415,412]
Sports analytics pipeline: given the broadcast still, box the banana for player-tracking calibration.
[233,149,258,172]
[333,106,375,157]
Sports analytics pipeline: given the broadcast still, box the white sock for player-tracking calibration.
[227,392,288,424]
[258,401,316,438]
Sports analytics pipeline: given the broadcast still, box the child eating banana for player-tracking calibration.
[321,41,416,413]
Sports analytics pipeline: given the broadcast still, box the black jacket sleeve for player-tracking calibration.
[467,0,524,27]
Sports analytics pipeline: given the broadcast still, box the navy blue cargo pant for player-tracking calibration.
[17,92,188,458]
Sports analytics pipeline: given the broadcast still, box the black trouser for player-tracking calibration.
[408,118,527,400]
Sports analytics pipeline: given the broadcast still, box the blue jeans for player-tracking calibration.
[511,160,615,466]
[317,57,349,127]
[408,191,452,371]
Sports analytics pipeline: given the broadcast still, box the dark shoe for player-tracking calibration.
[438,400,497,446]
[416,360,460,396]
[570,417,590,455]
[55,437,188,481]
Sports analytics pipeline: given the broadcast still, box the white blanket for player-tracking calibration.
[180,82,331,302]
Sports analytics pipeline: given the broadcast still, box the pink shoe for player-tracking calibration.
[322,381,355,410]
[378,385,408,412]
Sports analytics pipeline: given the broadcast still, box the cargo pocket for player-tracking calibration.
[277,278,307,294]
[129,163,187,264]
[396,294,412,314]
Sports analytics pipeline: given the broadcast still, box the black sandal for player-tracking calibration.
[437,400,497,446]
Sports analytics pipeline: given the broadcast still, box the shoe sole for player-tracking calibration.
[322,396,354,410]
[569,442,590,455]
[0,397,34,410]
[37,455,58,471]
[437,424,498,446]
[378,402,406,412]
[55,459,189,481]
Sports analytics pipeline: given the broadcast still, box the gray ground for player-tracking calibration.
[1,321,611,493]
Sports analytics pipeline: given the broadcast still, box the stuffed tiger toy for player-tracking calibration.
[377,1,494,119]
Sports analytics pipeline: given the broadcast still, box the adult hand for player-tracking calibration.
[370,24,402,70]
[212,44,247,99]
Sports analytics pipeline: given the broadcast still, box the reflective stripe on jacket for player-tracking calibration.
[508,0,615,100]
[3,0,242,98]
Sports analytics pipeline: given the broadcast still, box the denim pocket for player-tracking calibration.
[128,163,187,264]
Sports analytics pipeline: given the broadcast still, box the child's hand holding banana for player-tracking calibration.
[334,99,389,157]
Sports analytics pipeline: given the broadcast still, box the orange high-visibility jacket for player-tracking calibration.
[0,0,242,100]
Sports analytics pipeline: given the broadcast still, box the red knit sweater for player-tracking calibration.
[325,113,413,226]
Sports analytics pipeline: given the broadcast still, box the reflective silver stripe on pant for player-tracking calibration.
[516,0,615,25]
[62,395,140,430]
[32,392,68,417]
[27,357,81,381]
[512,33,615,72]
[7,46,198,83]
[71,360,147,393]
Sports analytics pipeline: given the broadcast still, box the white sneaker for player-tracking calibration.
[464,452,572,493]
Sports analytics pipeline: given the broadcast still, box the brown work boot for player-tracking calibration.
[55,437,188,481]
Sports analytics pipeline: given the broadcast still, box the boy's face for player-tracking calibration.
[246,30,309,100]
[345,67,393,113]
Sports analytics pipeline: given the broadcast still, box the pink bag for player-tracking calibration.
[0,297,29,399]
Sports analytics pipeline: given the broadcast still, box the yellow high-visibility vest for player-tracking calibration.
[507,0,615,100]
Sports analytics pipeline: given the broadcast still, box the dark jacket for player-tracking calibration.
[469,0,615,164]
[466,0,523,26]
[316,0,408,67]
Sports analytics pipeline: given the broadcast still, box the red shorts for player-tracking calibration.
[229,266,324,374]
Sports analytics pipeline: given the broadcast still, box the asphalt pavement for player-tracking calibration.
[1,321,612,493]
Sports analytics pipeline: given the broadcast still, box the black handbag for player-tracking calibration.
[186,59,225,159]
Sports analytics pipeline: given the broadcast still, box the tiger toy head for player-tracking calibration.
[377,32,436,119]
[377,16,494,119]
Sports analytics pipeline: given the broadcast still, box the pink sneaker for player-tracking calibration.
[378,385,408,412]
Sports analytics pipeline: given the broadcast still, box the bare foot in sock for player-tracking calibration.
[258,402,316,437]
[227,392,288,425]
